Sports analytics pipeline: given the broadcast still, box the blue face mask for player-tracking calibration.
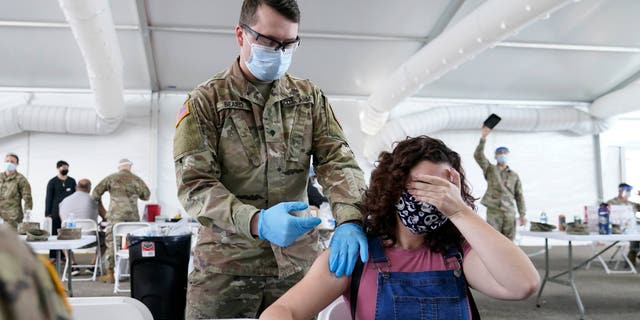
[496,154,508,164]
[5,162,16,172]
[245,43,293,81]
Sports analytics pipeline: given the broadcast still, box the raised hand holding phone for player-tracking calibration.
[481,113,501,138]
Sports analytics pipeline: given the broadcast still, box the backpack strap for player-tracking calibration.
[349,257,364,320]
[444,243,481,320]
[350,236,386,320]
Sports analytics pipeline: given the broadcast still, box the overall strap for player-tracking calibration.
[443,243,481,320]
[350,236,386,320]
[368,237,388,264]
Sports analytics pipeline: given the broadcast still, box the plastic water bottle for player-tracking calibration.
[598,203,610,235]
[540,212,548,224]
[67,212,76,228]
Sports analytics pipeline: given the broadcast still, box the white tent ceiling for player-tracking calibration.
[1,0,640,103]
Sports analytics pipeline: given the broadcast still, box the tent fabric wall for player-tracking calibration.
[0,92,150,222]
[0,91,612,230]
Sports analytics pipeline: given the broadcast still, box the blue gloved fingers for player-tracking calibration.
[344,240,360,276]
[282,201,309,212]
[329,238,346,274]
[359,236,369,263]
[295,217,321,230]
[333,246,348,277]
[328,223,368,277]
[259,202,318,247]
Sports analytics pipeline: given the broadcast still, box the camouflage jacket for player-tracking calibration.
[174,58,366,277]
[606,197,640,212]
[474,138,526,217]
[91,170,150,222]
[0,171,33,221]
[0,225,72,320]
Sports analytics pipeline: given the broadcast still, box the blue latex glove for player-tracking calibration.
[258,201,321,247]
[329,223,368,277]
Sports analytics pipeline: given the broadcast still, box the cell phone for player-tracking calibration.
[483,113,501,129]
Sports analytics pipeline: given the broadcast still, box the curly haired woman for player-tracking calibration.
[261,136,540,320]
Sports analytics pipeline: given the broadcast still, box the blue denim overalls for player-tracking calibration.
[369,237,472,320]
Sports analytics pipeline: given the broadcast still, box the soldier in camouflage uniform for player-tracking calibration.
[0,153,33,229]
[474,127,526,240]
[606,183,640,266]
[0,224,72,319]
[173,1,367,318]
[91,158,150,283]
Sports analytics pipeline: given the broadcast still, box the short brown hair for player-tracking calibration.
[239,0,300,26]
[5,153,19,164]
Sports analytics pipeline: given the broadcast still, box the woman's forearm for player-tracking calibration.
[450,207,540,298]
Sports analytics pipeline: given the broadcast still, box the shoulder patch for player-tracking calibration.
[175,101,191,127]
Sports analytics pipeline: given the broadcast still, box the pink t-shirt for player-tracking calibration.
[343,241,472,320]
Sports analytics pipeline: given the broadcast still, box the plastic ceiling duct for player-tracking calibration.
[362,105,610,161]
[360,0,573,136]
[0,0,124,138]
[590,78,640,119]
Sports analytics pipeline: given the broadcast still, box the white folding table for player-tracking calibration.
[21,235,96,297]
[520,231,640,319]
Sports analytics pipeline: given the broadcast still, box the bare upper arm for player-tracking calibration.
[261,250,349,320]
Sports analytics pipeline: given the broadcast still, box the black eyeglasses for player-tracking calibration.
[241,24,300,52]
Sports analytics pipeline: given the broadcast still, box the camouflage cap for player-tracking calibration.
[566,222,589,235]
[57,228,81,240]
[611,223,622,234]
[26,229,50,241]
[17,222,41,235]
[530,222,557,232]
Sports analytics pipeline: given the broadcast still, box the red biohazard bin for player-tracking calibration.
[127,234,191,320]
[144,204,161,222]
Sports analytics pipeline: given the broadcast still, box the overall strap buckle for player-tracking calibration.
[443,246,463,277]
[369,236,391,278]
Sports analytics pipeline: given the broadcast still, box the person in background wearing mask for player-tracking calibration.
[474,126,526,240]
[173,0,367,318]
[45,160,77,262]
[606,183,640,266]
[0,153,32,229]
[260,136,539,320]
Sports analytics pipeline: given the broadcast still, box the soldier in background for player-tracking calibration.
[474,127,526,240]
[173,0,367,318]
[92,158,150,283]
[606,183,640,266]
[0,153,33,229]
[0,224,72,320]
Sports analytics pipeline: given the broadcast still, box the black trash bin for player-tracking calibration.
[128,234,191,320]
